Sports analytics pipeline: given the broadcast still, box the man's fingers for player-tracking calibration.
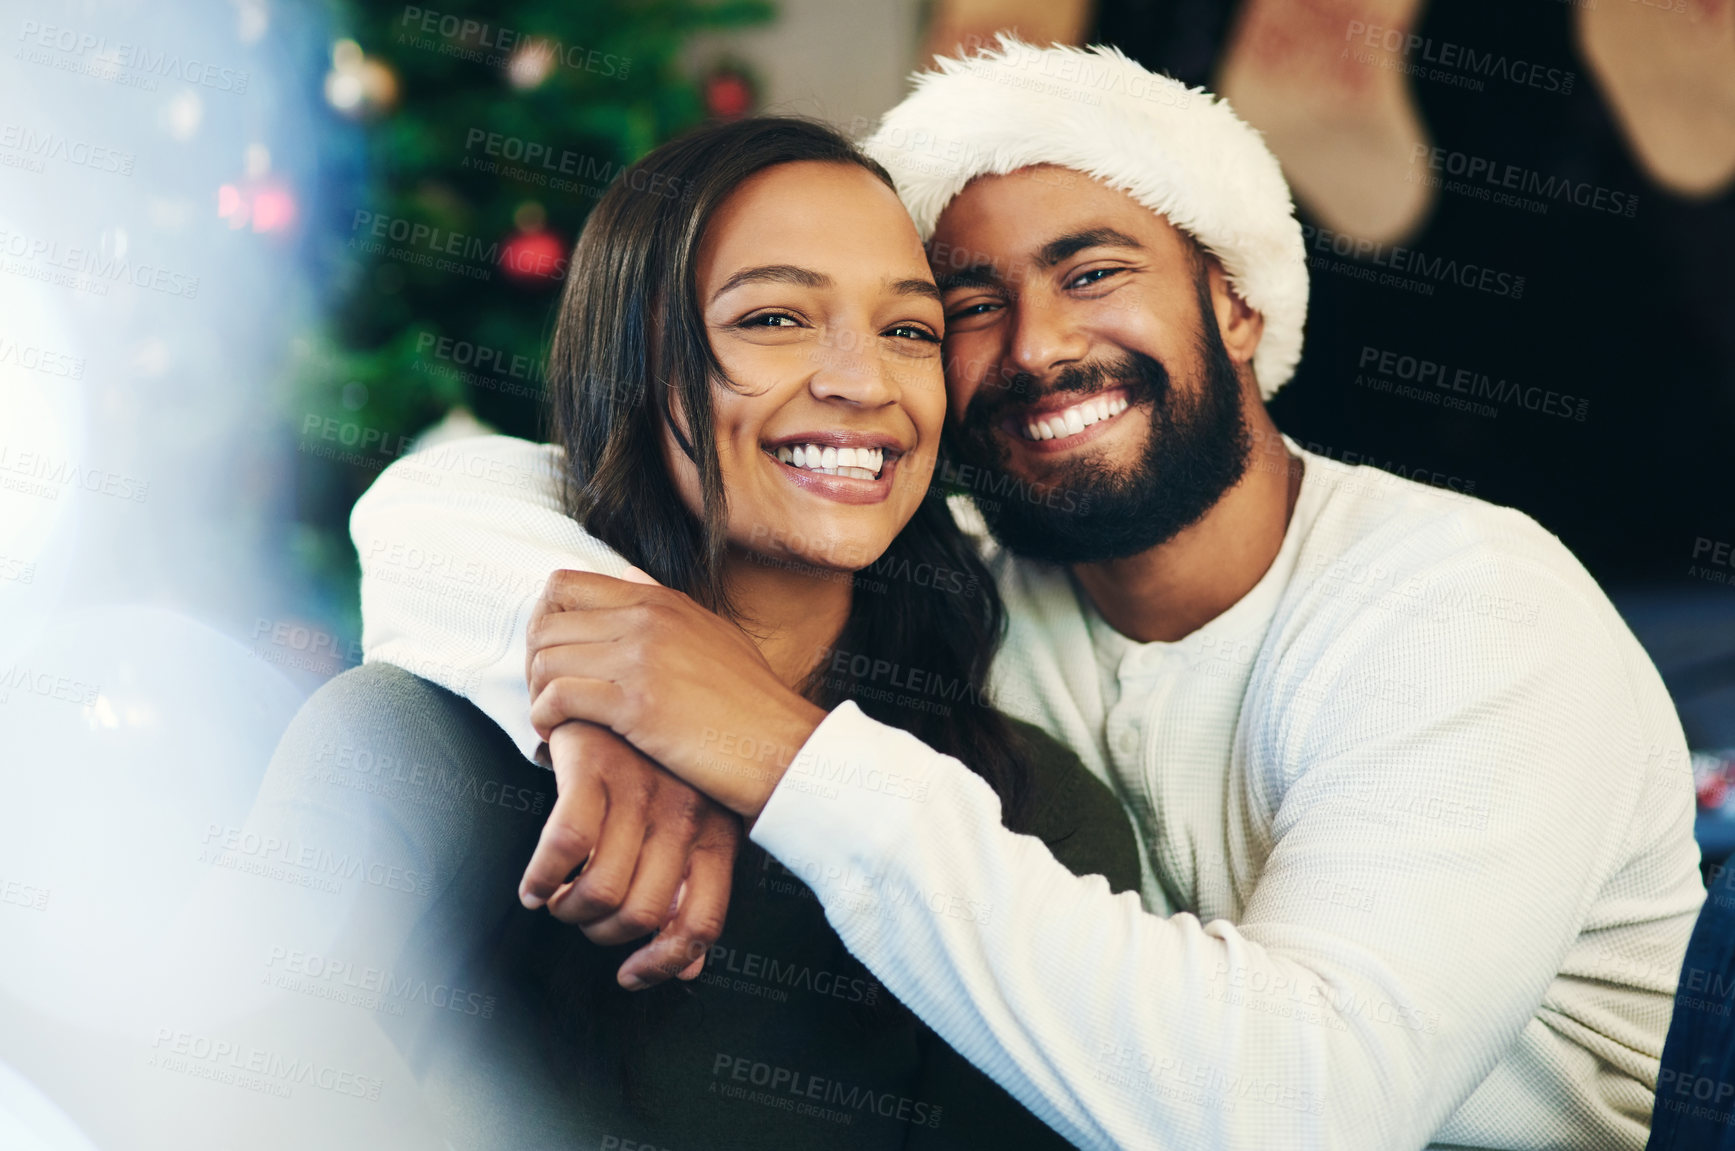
[519,764,604,910]
[526,629,626,701]
[539,569,658,614]
[530,676,627,742]
[577,821,689,945]
[616,829,736,990]
[528,570,666,684]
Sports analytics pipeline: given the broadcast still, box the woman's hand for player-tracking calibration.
[525,569,827,820]
[521,719,741,990]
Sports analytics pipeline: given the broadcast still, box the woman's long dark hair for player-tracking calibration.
[546,115,1034,828]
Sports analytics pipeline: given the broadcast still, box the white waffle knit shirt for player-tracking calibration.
[351,433,1705,1151]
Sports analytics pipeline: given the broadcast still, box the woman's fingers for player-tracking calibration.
[616,819,738,990]
[519,728,608,910]
[577,818,690,945]
[548,781,650,926]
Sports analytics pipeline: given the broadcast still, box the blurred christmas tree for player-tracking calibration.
[291,0,772,630]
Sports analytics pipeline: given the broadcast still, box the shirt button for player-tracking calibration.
[1117,730,1139,755]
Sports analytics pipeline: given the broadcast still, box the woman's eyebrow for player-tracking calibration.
[890,277,942,303]
[711,264,831,301]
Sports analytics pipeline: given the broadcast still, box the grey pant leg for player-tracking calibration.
[242,662,623,1149]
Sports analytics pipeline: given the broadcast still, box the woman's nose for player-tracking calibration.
[807,327,897,406]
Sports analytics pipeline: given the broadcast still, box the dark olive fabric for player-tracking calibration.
[503,718,1143,1151]
[278,663,1140,1149]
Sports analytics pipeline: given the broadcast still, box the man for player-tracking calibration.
[352,39,1704,1149]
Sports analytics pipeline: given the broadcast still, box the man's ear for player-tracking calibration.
[1205,260,1265,369]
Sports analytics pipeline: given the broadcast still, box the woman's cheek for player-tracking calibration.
[900,448,939,491]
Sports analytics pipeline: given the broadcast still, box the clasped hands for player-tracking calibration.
[515,568,826,990]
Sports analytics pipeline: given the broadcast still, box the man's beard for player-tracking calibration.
[949,317,1252,566]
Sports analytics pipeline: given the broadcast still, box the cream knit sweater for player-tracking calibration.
[352,434,1704,1150]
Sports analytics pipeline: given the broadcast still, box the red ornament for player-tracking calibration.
[705,70,754,120]
[1697,765,1730,812]
[1700,770,1728,815]
[500,229,566,282]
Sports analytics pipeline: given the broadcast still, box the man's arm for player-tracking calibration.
[734,565,1698,1149]
[350,434,630,760]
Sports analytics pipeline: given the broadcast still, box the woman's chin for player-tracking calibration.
[732,542,885,580]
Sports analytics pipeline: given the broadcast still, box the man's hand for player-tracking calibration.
[521,720,741,990]
[525,570,827,819]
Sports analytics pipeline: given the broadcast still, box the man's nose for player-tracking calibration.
[1006,293,1088,381]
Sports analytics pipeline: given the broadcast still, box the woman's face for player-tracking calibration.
[664,160,946,574]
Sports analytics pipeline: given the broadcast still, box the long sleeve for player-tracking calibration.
[349,434,628,761]
[747,556,1702,1150]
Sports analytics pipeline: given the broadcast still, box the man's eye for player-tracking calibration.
[1068,268,1122,289]
[945,302,999,321]
[886,324,939,343]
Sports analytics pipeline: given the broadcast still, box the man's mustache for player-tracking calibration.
[961,353,1171,431]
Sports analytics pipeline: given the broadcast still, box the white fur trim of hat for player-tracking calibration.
[863,35,1308,398]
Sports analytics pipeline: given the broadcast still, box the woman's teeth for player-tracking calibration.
[774,443,885,481]
[1022,395,1130,441]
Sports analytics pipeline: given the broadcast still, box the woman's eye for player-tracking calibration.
[886,324,939,343]
[741,312,802,328]
[1068,267,1122,290]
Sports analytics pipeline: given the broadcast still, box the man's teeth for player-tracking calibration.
[1022,395,1131,441]
[774,443,885,480]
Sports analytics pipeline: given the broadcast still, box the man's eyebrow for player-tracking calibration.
[711,264,832,301]
[935,263,1004,293]
[1036,227,1144,268]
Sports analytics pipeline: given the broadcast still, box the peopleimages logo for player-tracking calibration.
[1342,21,1575,95]
[395,6,629,79]
[348,209,570,282]
[0,444,151,503]
[15,21,250,92]
[0,335,85,379]
[1408,145,1638,218]
[1356,345,1589,422]
[0,664,100,706]
[264,945,497,1019]
[1301,226,1525,299]
[461,130,685,200]
[0,227,200,300]
[698,943,881,1005]
[0,123,135,176]
[710,1053,944,1129]
[148,1028,382,1100]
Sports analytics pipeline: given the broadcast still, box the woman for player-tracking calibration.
[274,116,1139,1149]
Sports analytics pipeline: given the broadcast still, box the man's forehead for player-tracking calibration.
[930,168,1178,243]
[926,194,1188,289]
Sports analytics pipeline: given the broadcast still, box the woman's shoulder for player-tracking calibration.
[999,716,1143,897]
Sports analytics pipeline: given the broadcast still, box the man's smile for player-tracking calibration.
[994,386,1139,455]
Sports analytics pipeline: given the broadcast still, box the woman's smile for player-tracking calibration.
[761,429,907,504]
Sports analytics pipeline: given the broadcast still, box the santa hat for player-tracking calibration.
[863,35,1308,398]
